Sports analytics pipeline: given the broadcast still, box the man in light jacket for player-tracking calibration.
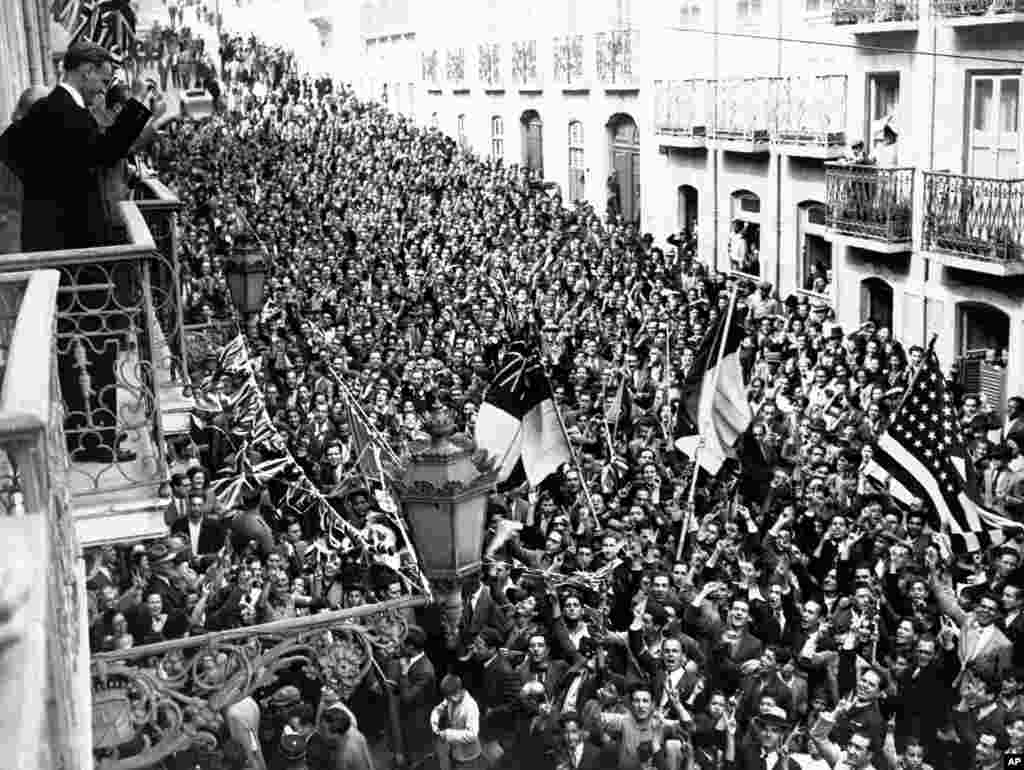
[431,674,484,770]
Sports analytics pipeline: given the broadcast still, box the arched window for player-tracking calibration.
[677,185,698,233]
[728,190,761,277]
[490,115,504,160]
[568,120,585,202]
[798,200,831,295]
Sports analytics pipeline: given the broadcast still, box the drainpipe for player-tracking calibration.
[924,16,938,346]
[774,2,783,294]
[711,0,720,266]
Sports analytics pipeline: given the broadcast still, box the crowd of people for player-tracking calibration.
[16,26,1024,770]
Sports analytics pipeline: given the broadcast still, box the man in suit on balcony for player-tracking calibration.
[2,42,156,463]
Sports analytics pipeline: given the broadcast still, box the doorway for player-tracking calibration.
[860,277,893,331]
[608,113,641,224]
[521,110,544,177]
[956,301,1010,411]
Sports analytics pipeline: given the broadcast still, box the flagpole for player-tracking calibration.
[676,288,740,561]
[893,332,939,416]
[677,440,703,561]
[544,370,602,534]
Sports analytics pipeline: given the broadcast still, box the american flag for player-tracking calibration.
[872,349,1021,552]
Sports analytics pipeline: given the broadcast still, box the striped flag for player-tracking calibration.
[675,295,752,475]
[871,349,1022,553]
[475,340,571,487]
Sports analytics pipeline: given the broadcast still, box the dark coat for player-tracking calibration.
[398,654,437,760]
[4,84,151,251]
[478,653,523,741]
[170,515,227,558]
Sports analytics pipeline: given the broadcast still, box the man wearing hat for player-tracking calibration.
[733,704,801,769]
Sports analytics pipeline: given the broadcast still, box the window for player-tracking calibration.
[804,0,833,12]
[798,202,832,296]
[736,0,763,22]
[867,72,900,142]
[568,120,585,201]
[457,114,467,148]
[491,115,504,160]
[679,2,701,26]
[969,74,1020,178]
[729,191,761,277]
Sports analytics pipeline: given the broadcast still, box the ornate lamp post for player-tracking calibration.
[225,231,266,320]
[394,408,496,645]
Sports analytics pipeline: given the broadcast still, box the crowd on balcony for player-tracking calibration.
[24,29,1024,770]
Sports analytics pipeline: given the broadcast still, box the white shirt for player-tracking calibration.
[60,81,86,109]
[403,651,425,676]
[188,519,202,554]
[569,743,585,769]
[967,622,995,662]
[563,671,585,713]
[661,667,684,709]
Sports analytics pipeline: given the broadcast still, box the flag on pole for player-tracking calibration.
[475,341,572,487]
[871,349,1022,553]
[674,299,752,475]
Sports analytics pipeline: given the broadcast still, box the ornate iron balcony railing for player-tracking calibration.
[825,163,915,243]
[0,201,174,509]
[713,78,771,142]
[772,74,847,149]
[595,29,634,86]
[552,34,585,87]
[923,171,1024,264]
[933,0,1024,16]
[653,79,710,137]
[511,39,539,88]
[833,0,919,23]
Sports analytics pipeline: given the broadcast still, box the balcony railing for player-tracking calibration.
[0,269,90,770]
[833,0,919,24]
[478,42,502,89]
[511,39,540,89]
[934,0,1024,16]
[772,74,847,152]
[552,34,586,88]
[595,29,635,87]
[825,163,915,244]
[0,200,174,538]
[654,79,710,139]
[922,171,1024,268]
[713,78,772,144]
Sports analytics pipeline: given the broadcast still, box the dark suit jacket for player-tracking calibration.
[4,84,151,251]
[732,744,802,770]
[170,516,226,558]
[556,742,602,770]
[479,653,523,739]
[517,657,569,702]
[398,654,437,755]
[460,587,509,645]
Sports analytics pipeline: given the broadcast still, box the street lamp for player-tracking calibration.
[225,231,266,319]
[393,407,496,645]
